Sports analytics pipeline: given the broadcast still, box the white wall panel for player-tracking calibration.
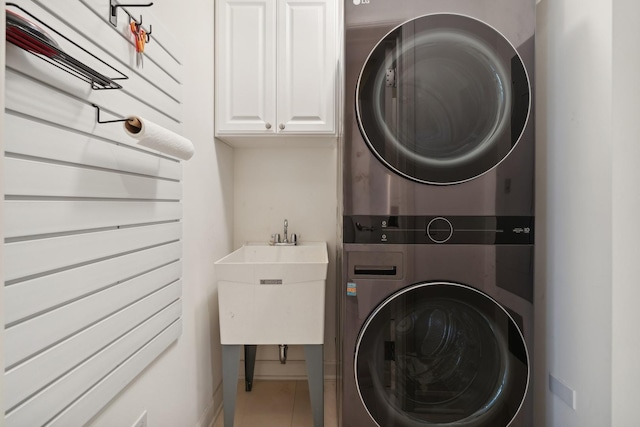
[5,200,181,238]
[5,222,181,282]
[5,301,182,427]
[4,158,181,200]
[5,264,181,367]
[5,69,181,152]
[4,114,182,181]
[1,7,6,426]
[84,1,231,426]
[5,241,181,325]
[3,0,186,424]
[5,291,182,411]
[47,320,183,427]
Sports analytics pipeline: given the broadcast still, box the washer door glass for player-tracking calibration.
[356,14,530,184]
[355,282,529,427]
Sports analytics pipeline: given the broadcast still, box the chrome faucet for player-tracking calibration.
[283,219,288,243]
[270,219,297,245]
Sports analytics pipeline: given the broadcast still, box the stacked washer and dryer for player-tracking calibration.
[340,1,535,426]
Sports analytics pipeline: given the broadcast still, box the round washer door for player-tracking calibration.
[356,14,531,185]
[355,282,529,427]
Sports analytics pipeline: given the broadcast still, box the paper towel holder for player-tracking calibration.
[92,104,128,124]
[92,104,194,160]
[92,104,143,133]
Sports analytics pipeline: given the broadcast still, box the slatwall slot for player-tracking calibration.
[4,0,186,422]
[5,293,182,427]
[4,114,182,181]
[5,289,182,411]
[5,241,181,325]
[46,320,183,427]
[5,201,181,239]
[5,222,181,282]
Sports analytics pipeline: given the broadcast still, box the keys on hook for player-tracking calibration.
[130,20,146,68]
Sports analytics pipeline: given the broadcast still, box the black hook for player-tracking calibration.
[130,15,152,43]
[109,1,154,27]
[92,104,128,124]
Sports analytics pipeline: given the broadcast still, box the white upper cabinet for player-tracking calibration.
[215,0,337,142]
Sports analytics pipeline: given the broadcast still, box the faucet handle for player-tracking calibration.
[270,233,281,245]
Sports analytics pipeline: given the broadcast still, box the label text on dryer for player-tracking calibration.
[512,227,531,234]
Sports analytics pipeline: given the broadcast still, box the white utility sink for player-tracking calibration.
[215,242,328,345]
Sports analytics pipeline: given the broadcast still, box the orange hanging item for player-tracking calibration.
[130,20,145,67]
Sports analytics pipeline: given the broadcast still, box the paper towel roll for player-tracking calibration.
[124,116,194,160]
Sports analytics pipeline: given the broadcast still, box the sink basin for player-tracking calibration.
[214,241,328,285]
[215,242,328,345]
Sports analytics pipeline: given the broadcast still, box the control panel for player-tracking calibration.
[343,215,534,245]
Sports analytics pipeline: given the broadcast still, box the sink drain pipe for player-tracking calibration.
[279,344,288,364]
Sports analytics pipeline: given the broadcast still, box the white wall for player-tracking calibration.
[537,0,640,426]
[233,145,339,378]
[611,0,640,425]
[86,1,233,426]
[535,0,613,426]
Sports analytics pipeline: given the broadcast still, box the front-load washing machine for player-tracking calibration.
[341,217,534,426]
[340,1,535,425]
[343,0,535,216]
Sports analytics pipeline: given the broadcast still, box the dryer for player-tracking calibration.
[341,219,534,427]
[340,1,536,426]
[343,0,535,217]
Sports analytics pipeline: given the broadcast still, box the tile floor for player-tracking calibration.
[213,380,338,427]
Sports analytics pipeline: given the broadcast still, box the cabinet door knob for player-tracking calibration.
[279,123,285,130]
[265,122,272,129]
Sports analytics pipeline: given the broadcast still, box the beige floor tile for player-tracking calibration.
[235,381,296,427]
[291,381,313,427]
[214,379,338,427]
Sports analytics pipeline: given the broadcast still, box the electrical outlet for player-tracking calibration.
[132,410,148,427]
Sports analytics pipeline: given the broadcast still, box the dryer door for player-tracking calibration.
[355,282,529,427]
[356,14,530,185]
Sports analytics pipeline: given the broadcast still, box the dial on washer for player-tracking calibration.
[427,217,453,243]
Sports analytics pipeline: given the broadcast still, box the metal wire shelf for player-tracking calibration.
[5,3,128,90]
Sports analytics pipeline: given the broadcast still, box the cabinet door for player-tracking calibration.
[277,0,336,134]
[216,0,276,134]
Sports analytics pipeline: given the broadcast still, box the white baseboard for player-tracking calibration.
[239,360,337,380]
[196,399,215,427]
[200,381,223,427]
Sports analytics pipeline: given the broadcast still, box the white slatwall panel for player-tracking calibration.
[5,158,181,199]
[5,200,182,238]
[3,0,185,424]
